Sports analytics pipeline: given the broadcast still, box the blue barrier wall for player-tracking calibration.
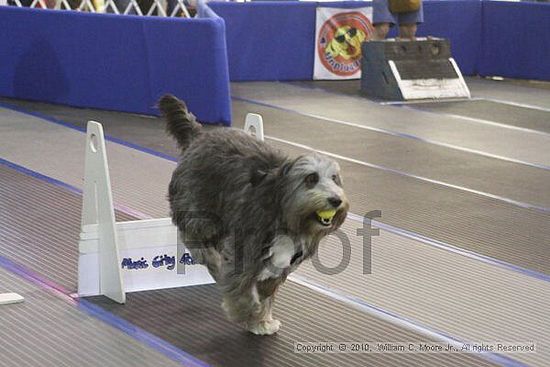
[210,0,483,81]
[208,1,315,81]
[480,1,550,81]
[418,0,482,76]
[1,0,549,117]
[0,7,231,125]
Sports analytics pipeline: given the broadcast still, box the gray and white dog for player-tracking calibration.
[159,95,349,335]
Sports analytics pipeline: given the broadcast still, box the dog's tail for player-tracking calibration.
[159,94,202,151]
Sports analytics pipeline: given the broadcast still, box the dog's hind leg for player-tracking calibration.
[203,248,222,282]
[177,215,224,282]
[187,246,221,282]
[219,278,258,322]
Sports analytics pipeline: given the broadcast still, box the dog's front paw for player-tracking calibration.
[247,319,281,335]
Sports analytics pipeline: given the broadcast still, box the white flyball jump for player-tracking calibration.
[77,114,265,303]
[243,113,264,142]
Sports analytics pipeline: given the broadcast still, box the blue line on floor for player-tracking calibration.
[232,95,550,172]
[0,158,208,367]
[0,252,210,367]
[347,212,550,284]
[0,101,177,163]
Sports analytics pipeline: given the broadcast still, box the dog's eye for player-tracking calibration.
[332,174,341,185]
[305,173,319,186]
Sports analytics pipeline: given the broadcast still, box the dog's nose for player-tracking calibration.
[328,197,342,208]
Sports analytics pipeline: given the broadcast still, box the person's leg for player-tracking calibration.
[372,0,396,40]
[375,23,391,40]
[398,23,417,40]
[396,2,423,40]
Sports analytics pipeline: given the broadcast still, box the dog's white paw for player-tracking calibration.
[247,319,281,335]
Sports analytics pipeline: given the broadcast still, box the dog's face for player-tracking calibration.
[278,153,349,235]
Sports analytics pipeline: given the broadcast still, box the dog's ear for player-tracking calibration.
[251,156,302,187]
[251,169,269,187]
[279,156,303,176]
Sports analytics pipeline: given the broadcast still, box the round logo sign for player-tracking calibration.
[317,11,374,77]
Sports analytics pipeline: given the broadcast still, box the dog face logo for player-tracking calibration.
[318,11,374,77]
[327,26,366,61]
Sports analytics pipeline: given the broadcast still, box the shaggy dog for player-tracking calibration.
[159,95,349,335]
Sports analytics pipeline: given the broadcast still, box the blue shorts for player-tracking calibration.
[372,0,424,26]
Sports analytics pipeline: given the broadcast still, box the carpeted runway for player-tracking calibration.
[1,76,549,366]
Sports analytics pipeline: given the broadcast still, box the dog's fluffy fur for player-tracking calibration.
[159,95,349,335]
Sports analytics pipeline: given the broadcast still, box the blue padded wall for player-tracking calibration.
[0,7,231,125]
[418,0,482,76]
[209,1,317,81]
[480,1,550,81]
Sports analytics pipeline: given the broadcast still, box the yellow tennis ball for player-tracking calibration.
[316,209,337,220]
